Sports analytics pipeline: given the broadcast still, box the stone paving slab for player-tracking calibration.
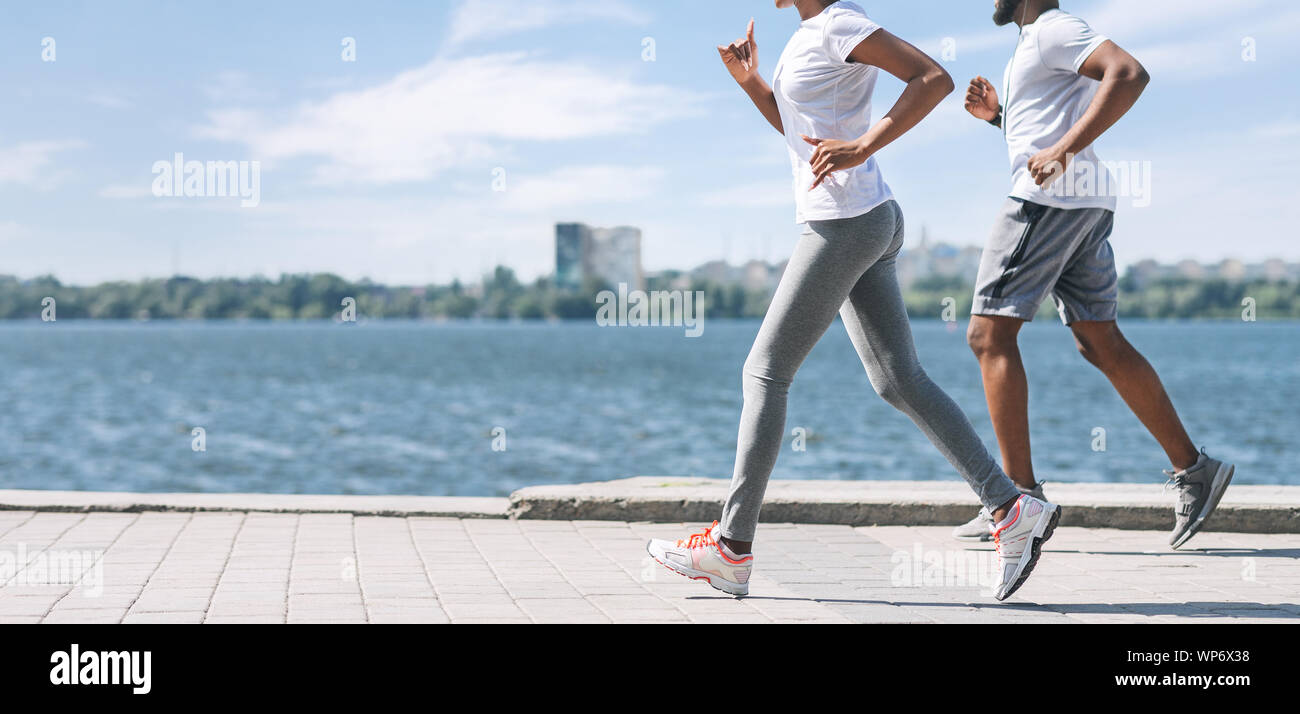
[509,477,1300,533]
[1,508,1296,624]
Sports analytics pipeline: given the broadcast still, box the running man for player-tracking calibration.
[647,0,1059,601]
[953,0,1234,548]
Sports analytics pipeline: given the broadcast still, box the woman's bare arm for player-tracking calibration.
[805,30,954,189]
[718,20,784,135]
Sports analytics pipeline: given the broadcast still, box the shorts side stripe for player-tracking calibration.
[991,203,1048,300]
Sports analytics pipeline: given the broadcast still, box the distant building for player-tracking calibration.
[651,225,985,295]
[1260,258,1290,282]
[555,223,587,290]
[1217,259,1246,282]
[1176,260,1206,280]
[555,223,644,291]
[741,259,778,293]
[656,259,785,293]
[896,226,984,289]
[1126,257,1300,288]
[641,223,1299,298]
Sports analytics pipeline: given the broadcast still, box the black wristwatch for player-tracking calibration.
[988,105,1003,129]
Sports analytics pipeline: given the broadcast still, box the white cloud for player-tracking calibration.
[1085,0,1275,41]
[445,0,650,49]
[99,183,154,199]
[1107,130,1300,264]
[203,70,277,104]
[698,180,792,209]
[196,53,701,185]
[1252,120,1300,139]
[498,165,667,212]
[0,221,25,242]
[1122,5,1300,82]
[875,94,987,155]
[0,140,86,188]
[87,92,132,110]
[923,0,1289,73]
[917,28,1014,61]
[170,162,670,281]
[1127,37,1234,80]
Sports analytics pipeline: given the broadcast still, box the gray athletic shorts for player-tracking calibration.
[971,197,1118,324]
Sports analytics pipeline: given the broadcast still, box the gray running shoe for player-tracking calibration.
[1167,449,1235,550]
[952,507,995,542]
[952,482,1046,542]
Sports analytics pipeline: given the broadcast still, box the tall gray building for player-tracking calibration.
[555,223,644,291]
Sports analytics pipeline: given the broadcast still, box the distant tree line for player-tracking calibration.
[901,274,1300,320]
[0,269,1296,321]
[1115,275,1300,319]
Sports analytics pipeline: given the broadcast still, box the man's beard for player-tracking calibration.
[993,0,1023,26]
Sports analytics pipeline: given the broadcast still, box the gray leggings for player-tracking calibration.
[719,200,1020,542]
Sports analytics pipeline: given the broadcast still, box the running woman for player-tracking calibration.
[647,0,1059,601]
[952,0,1234,548]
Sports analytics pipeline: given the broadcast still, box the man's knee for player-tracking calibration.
[967,317,1021,360]
[1072,321,1127,370]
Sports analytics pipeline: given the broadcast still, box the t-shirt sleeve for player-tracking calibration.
[1037,14,1109,73]
[824,7,882,63]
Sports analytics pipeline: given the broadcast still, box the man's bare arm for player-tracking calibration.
[1059,40,1149,155]
[1027,40,1149,186]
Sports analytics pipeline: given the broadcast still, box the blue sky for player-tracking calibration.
[3,0,1299,285]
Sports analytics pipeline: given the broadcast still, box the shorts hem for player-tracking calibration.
[1057,301,1118,325]
[971,296,1039,322]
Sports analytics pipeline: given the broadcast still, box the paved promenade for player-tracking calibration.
[1,508,1296,623]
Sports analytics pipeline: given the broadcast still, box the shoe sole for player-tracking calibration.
[1171,462,1236,550]
[995,505,1061,601]
[645,543,749,597]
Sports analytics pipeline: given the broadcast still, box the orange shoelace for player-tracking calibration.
[676,521,719,549]
[991,498,1023,556]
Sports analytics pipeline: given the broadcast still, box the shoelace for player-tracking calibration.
[991,498,1025,556]
[1162,449,1208,494]
[1163,472,1202,519]
[676,521,719,549]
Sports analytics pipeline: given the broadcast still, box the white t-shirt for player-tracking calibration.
[772,1,893,223]
[1002,9,1116,211]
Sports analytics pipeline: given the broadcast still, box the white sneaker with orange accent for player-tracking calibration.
[991,495,1061,601]
[646,521,752,597]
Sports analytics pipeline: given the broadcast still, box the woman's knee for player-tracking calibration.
[870,363,925,411]
[742,359,792,395]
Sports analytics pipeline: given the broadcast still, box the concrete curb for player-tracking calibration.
[508,477,1300,534]
[0,489,509,519]
[5,478,1299,534]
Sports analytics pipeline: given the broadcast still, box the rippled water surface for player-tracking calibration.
[0,320,1292,496]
